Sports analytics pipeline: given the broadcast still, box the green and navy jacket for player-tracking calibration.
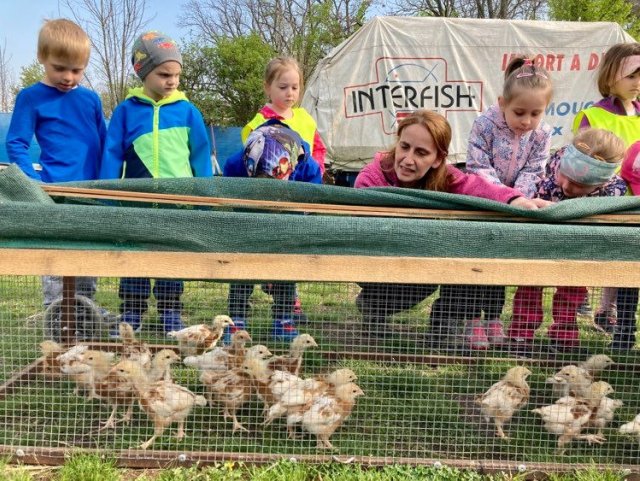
[100,88,212,179]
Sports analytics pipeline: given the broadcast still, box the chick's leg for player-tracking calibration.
[494,420,508,439]
[119,403,134,425]
[231,410,248,433]
[139,425,166,450]
[577,434,606,444]
[99,406,119,431]
[175,420,186,441]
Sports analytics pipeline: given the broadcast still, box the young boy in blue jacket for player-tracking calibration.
[100,31,212,335]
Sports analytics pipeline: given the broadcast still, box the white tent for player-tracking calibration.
[302,16,634,171]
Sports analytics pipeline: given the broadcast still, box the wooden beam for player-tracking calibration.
[0,249,639,287]
[42,185,640,224]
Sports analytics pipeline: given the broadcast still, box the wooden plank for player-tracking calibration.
[0,249,639,286]
[42,185,640,224]
[1,444,639,476]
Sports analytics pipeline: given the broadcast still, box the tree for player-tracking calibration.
[179,0,372,82]
[180,34,275,126]
[385,0,546,19]
[0,39,14,112]
[60,0,151,115]
[548,0,640,37]
[11,61,44,99]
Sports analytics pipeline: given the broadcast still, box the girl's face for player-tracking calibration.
[394,123,443,188]
[265,68,300,115]
[556,171,600,198]
[610,69,640,102]
[498,88,549,135]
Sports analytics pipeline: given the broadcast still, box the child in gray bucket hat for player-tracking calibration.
[100,30,212,337]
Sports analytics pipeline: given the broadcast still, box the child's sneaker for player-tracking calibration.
[161,309,185,334]
[272,318,298,341]
[486,319,506,345]
[464,318,489,350]
[110,311,141,338]
[291,296,309,325]
[224,318,246,345]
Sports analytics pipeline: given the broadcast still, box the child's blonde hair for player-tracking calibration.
[573,128,626,163]
[264,56,303,93]
[597,43,640,97]
[38,18,91,65]
[502,56,553,103]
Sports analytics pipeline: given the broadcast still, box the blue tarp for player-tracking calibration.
[0,112,242,172]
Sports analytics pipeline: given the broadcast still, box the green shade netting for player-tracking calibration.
[1,164,640,260]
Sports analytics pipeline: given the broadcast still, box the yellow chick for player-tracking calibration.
[209,367,254,433]
[167,314,234,356]
[39,340,66,378]
[532,381,613,453]
[589,396,623,436]
[148,349,181,383]
[619,413,640,441]
[287,382,364,449]
[267,333,318,376]
[112,359,207,449]
[475,366,531,439]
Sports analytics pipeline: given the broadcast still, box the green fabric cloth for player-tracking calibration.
[2,164,640,260]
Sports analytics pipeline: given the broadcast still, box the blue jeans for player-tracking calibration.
[118,278,183,314]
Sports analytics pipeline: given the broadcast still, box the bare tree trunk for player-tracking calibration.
[0,39,14,112]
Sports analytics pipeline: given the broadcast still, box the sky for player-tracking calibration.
[0,0,189,77]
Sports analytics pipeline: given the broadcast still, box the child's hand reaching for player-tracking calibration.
[509,197,554,210]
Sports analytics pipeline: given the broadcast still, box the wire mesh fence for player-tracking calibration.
[0,275,638,469]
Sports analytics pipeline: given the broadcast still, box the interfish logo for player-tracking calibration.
[344,57,483,134]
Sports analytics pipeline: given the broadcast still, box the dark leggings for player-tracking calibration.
[228,282,296,321]
[615,287,638,347]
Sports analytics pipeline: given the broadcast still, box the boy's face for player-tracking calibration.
[143,61,181,101]
[40,55,86,92]
[556,171,601,198]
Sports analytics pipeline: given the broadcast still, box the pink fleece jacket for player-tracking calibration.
[354,152,524,204]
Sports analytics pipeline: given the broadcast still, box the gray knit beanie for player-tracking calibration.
[131,31,182,80]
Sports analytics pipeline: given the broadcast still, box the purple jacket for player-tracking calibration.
[354,152,523,204]
[466,104,552,199]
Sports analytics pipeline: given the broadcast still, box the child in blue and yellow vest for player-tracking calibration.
[573,42,640,334]
[100,31,212,336]
[242,56,327,325]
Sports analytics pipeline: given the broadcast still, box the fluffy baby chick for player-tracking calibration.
[148,349,180,383]
[547,355,614,399]
[265,367,358,438]
[589,396,623,436]
[112,359,207,449]
[189,344,271,410]
[60,349,115,400]
[579,354,614,378]
[475,366,531,439]
[183,330,253,375]
[119,322,151,369]
[532,381,613,453]
[39,340,66,378]
[287,382,364,449]
[546,365,593,400]
[619,413,640,441]
[268,333,318,376]
[209,367,254,433]
[167,315,234,356]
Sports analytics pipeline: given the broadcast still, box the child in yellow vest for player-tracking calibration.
[242,56,327,325]
[573,42,640,330]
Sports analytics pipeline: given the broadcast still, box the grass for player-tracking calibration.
[0,277,638,472]
[0,456,632,480]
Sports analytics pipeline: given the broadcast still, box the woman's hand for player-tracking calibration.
[509,196,554,210]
